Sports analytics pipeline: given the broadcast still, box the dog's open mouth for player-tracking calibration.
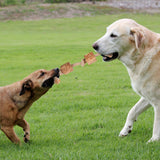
[42,69,60,88]
[102,52,119,62]
[42,75,60,88]
[42,77,54,88]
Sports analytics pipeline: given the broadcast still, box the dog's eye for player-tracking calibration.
[39,72,45,77]
[110,33,118,38]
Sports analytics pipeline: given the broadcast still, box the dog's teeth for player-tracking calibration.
[107,54,113,58]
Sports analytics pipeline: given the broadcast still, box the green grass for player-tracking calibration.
[0,14,160,159]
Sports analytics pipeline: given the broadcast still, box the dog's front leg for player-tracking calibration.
[148,106,160,143]
[1,126,20,144]
[119,97,151,137]
[17,119,30,143]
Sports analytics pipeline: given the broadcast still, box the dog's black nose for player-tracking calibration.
[54,68,59,76]
[54,68,59,74]
[92,43,99,51]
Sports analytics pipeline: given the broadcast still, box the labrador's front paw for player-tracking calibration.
[119,125,132,137]
[147,136,160,144]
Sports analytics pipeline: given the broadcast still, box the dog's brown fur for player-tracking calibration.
[0,68,59,144]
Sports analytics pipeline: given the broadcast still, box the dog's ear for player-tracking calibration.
[130,27,145,49]
[20,79,33,96]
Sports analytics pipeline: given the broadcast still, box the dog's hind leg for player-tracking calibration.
[119,97,151,137]
[1,126,20,144]
[17,119,30,143]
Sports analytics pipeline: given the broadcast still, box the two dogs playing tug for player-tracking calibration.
[1,18,160,144]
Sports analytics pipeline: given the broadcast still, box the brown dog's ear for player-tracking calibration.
[19,79,33,96]
[130,27,145,49]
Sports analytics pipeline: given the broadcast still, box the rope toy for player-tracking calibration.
[54,52,100,84]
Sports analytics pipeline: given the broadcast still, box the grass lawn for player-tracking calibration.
[0,13,160,159]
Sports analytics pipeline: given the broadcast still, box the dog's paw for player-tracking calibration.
[119,125,132,137]
[24,132,30,143]
[147,136,160,144]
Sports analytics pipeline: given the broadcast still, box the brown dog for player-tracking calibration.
[0,68,59,144]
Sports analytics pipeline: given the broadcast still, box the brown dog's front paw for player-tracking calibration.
[24,132,30,143]
[24,137,29,143]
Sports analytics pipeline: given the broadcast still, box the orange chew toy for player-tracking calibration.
[84,52,97,65]
[57,52,100,83]
[60,62,73,75]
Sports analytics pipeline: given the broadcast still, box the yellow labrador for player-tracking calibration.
[0,68,59,144]
[93,19,160,143]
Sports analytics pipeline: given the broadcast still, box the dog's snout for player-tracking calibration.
[92,43,99,51]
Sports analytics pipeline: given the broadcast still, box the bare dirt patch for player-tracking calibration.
[0,1,160,21]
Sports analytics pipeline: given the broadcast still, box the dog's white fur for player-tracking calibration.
[93,19,160,143]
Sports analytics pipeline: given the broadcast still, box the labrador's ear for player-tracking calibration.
[20,79,33,96]
[130,27,145,49]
